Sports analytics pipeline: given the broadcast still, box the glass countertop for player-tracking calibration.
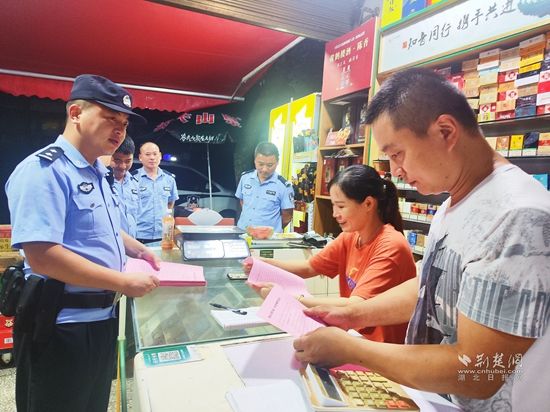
[131,246,281,351]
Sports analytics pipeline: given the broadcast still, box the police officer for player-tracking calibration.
[134,142,179,243]
[5,74,161,412]
[110,135,139,238]
[236,142,294,232]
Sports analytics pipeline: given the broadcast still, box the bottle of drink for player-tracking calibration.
[161,208,175,250]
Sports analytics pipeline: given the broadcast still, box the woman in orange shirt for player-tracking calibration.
[247,164,416,343]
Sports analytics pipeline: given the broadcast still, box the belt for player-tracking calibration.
[61,291,117,309]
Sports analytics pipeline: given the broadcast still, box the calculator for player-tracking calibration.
[301,364,419,411]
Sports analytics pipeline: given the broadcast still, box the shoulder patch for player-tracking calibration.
[277,175,290,186]
[241,169,255,176]
[36,146,64,162]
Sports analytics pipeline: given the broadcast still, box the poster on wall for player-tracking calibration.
[322,18,377,101]
[379,0,550,74]
[268,103,291,178]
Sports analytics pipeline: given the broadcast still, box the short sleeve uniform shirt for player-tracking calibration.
[135,167,179,239]
[235,170,294,232]
[113,172,139,237]
[5,135,125,324]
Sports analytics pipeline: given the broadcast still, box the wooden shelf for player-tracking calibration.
[403,217,431,225]
[320,145,346,151]
[480,114,550,136]
[347,143,366,149]
[315,195,331,200]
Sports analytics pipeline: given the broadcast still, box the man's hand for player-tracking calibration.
[242,258,253,275]
[122,272,160,297]
[303,305,356,330]
[294,327,354,367]
[138,247,161,270]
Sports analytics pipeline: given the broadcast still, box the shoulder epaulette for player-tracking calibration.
[166,171,176,178]
[130,174,139,182]
[277,175,291,186]
[131,169,139,176]
[105,170,115,188]
[241,169,255,176]
[36,146,64,162]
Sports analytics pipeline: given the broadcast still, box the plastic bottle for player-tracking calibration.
[161,208,175,250]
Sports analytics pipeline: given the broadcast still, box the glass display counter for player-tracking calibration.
[131,246,281,351]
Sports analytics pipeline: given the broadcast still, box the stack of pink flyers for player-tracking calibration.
[125,257,206,287]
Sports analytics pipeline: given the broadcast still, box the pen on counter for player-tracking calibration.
[209,302,247,315]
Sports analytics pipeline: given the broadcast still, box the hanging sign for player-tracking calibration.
[379,0,550,74]
[322,18,377,101]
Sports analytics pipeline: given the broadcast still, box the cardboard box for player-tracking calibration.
[522,132,540,156]
[536,104,550,115]
[515,105,537,117]
[495,136,510,156]
[538,132,550,156]
[537,92,550,106]
[496,110,515,120]
[508,134,524,157]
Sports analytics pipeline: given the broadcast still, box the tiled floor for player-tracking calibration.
[0,364,134,412]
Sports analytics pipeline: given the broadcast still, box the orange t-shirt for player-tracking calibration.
[309,224,416,344]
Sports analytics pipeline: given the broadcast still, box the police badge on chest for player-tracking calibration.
[78,182,94,194]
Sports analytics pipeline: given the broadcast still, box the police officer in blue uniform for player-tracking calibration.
[236,142,294,232]
[5,74,161,412]
[110,135,140,237]
[135,141,179,243]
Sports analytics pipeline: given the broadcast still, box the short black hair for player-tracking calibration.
[116,135,135,155]
[254,142,279,160]
[366,67,479,135]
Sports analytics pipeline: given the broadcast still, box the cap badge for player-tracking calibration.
[123,95,131,108]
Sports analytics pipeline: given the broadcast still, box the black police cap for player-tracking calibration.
[69,74,146,124]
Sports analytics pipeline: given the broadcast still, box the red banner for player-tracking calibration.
[321,19,376,101]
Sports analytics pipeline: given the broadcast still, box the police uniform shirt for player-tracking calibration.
[113,172,139,238]
[6,135,125,324]
[235,170,294,232]
[135,167,179,239]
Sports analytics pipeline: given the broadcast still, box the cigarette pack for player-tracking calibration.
[495,136,510,156]
[508,134,524,157]
[497,89,518,101]
[515,105,536,118]
[496,100,516,112]
[498,81,516,92]
[517,84,538,97]
[467,98,479,110]
[522,132,540,156]
[464,77,480,88]
[520,52,545,68]
[515,74,539,87]
[538,81,550,94]
[478,112,496,122]
[486,136,498,150]
[500,47,519,61]
[463,70,479,80]
[519,62,542,74]
[496,110,515,120]
[479,102,497,113]
[537,92,550,106]
[500,58,520,72]
[538,133,550,156]
[516,95,537,107]
[462,58,478,72]
[479,48,501,60]
[540,70,550,83]
[498,70,518,83]
[536,104,550,115]
[519,34,546,52]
